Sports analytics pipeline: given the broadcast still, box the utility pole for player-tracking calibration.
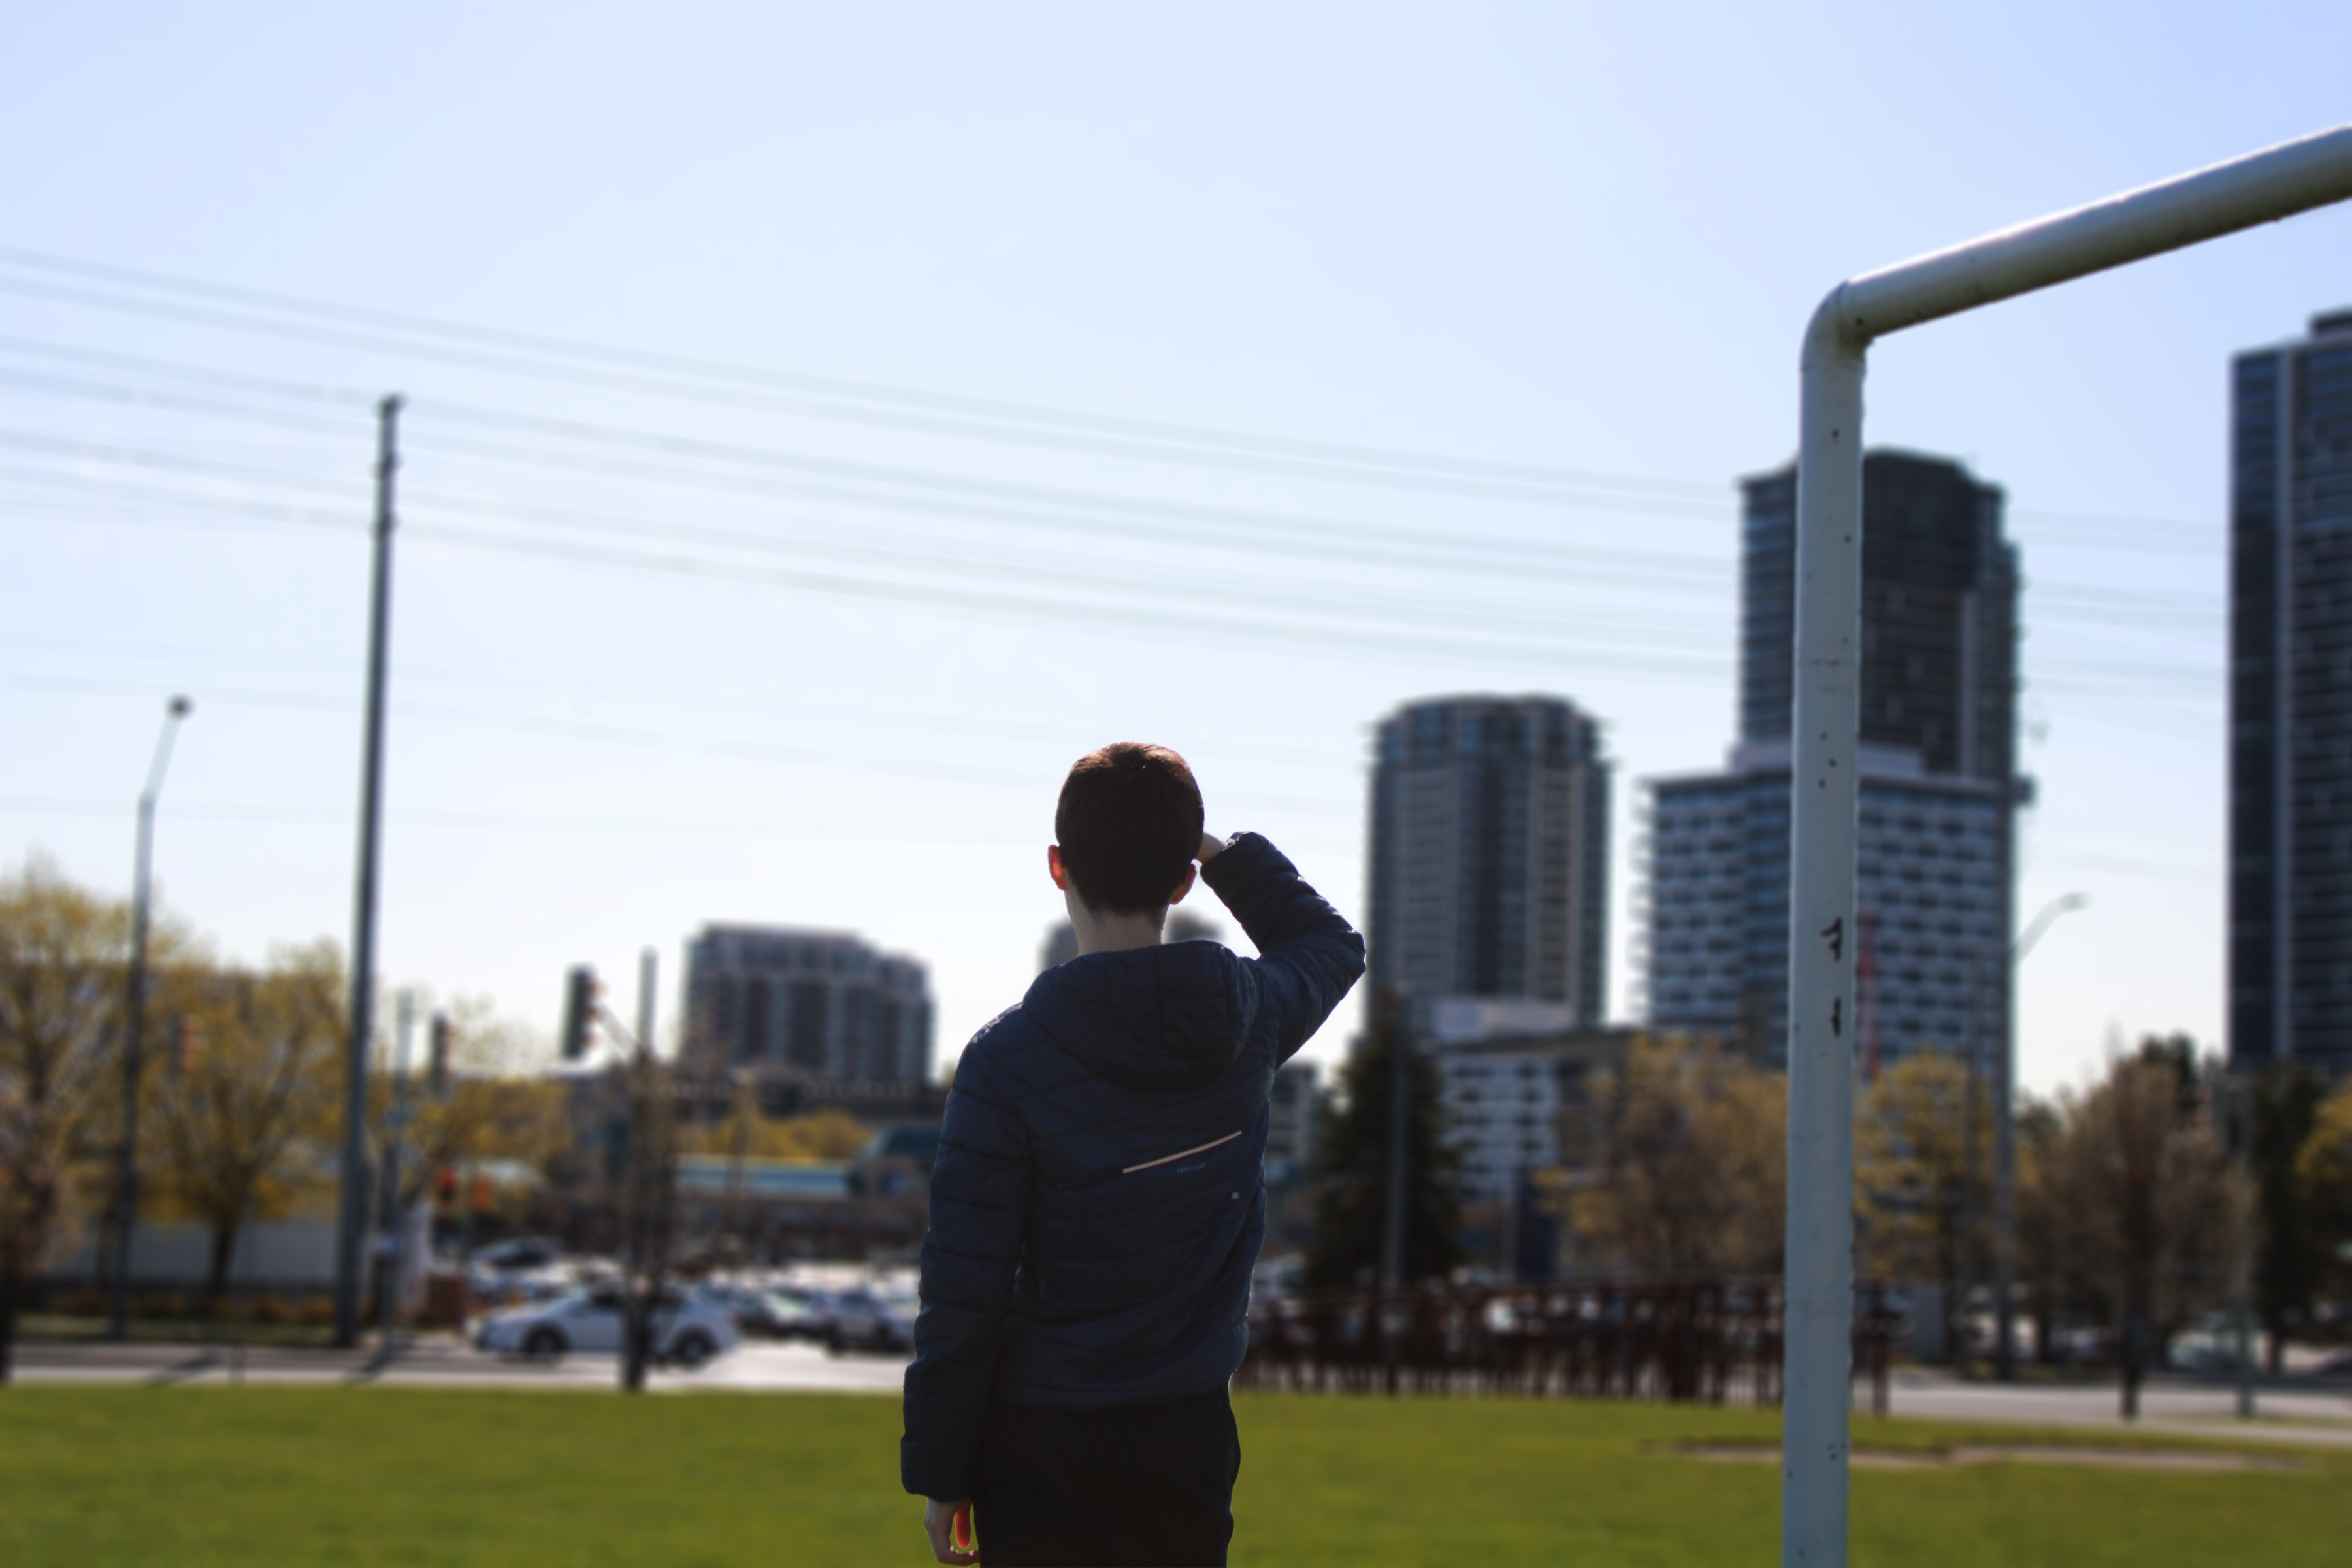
[378,991,416,1351]
[335,394,402,1348]
[107,694,192,1340]
[615,951,673,1395]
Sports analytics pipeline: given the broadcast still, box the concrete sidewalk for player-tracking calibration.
[16,1339,2351,1452]
[1875,1368,2352,1448]
[8,1336,911,1395]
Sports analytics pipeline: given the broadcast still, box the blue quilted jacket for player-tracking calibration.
[899,832,1364,1501]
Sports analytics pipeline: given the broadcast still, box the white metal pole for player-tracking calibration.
[1784,314,1865,1568]
[1783,123,2352,1568]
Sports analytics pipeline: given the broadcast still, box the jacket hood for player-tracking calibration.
[1021,940,1255,1094]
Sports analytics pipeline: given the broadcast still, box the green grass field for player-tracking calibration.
[0,1386,2342,1567]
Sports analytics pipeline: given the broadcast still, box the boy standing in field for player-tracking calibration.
[902,743,1364,1567]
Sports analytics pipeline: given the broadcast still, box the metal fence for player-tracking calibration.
[1238,1277,1893,1412]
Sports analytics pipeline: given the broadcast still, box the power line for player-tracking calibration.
[0,350,1743,579]
[0,452,1734,662]
[0,630,1365,768]
[0,270,1729,512]
[0,253,2237,549]
[0,487,1736,676]
[0,338,2232,577]
[0,460,2238,679]
[0,246,1731,500]
[0,385,2230,629]
[0,672,1353,808]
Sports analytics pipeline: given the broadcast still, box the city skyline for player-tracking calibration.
[5,5,2348,1098]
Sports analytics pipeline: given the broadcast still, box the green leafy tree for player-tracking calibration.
[1305,990,1463,1290]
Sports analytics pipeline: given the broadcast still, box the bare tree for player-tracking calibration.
[2012,1098,2070,1365]
[2047,1047,2248,1419]
[379,994,568,1254]
[144,943,342,1313]
[1558,1034,1785,1275]
[1856,1051,1995,1357]
[2298,1078,2352,1305]
[683,1101,874,1161]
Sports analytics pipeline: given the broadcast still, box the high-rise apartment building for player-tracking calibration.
[1645,452,2021,1068]
[2230,309,2352,1081]
[1366,696,1612,1024]
[681,926,933,1085]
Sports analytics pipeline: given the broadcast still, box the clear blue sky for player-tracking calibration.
[3,1,2347,1094]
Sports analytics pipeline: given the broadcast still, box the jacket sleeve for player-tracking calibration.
[900,1039,1031,1501]
[1200,832,1367,1066]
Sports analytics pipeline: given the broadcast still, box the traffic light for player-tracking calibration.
[560,965,602,1060]
[169,1015,201,1078]
[428,1012,453,1095]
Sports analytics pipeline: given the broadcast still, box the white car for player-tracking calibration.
[476,1284,739,1369]
[826,1283,919,1353]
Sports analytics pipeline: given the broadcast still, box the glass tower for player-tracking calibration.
[2229,309,2352,1080]
[1645,452,2020,1070]
[1366,695,1612,1025]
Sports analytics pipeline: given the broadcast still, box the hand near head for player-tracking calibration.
[1197,832,1227,862]
[924,1498,978,1565]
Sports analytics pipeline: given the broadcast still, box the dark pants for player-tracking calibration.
[973,1387,1240,1567]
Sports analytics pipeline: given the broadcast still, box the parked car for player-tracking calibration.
[704,1282,825,1341]
[826,1283,917,1354]
[754,1286,830,1341]
[473,1236,562,1273]
[464,1237,576,1308]
[475,1285,740,1369]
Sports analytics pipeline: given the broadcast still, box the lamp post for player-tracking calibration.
[108,694,193,1341]
[1993,891,2086,1381]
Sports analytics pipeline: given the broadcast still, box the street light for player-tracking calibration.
[1993,890,2085,1382]
[108,693,192,1340]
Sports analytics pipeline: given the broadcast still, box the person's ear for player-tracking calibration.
[1047,845,1068,891]
[1169,864,1198,906]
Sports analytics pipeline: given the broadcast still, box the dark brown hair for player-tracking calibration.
[1054,743,1204,915]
